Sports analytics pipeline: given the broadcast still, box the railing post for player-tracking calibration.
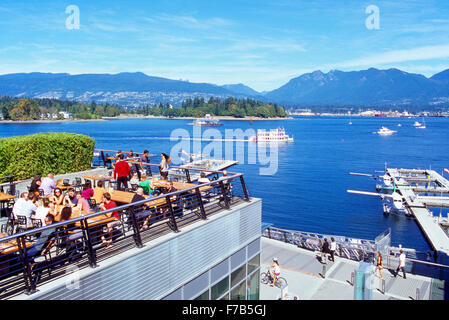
[166,196,179,232]
[350,271,355,286]
[267,227,271,239]
[80,219,97,268]
[416,288,420,300]
[219,181,230,209]
[128,207,143,248]
[283,231,288,243]
[381,278,385,294]
[17,235,36,294]
[194,187,207,220]
[239,176,250,201]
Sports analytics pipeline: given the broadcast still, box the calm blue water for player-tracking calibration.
[1,116,449,252]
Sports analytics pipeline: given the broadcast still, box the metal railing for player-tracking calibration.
[0,172,250,299]
[92,149,239,183]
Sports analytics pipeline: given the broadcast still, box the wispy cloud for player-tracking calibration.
[146,14,236,30]
[335,44,449,69]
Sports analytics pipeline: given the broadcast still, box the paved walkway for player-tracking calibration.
[260,237,439,300]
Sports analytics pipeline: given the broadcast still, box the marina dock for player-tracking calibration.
[385,168,449,256]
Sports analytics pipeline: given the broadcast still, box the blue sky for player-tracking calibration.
[1,0,449,91]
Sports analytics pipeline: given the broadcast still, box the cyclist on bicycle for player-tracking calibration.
[268,257,281,287]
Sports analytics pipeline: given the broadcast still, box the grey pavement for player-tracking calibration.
[260,237,436,300]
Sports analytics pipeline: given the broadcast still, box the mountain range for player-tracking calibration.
[1,68,449,108]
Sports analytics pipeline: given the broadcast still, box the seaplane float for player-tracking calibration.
[347,171,412,217]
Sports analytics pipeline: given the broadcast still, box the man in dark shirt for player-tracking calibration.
[27,214,56,259]
[139,149,152,179]
[130,187,153,229]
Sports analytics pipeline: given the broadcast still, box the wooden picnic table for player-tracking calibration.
[54,208,116,228]
[0,192,15,202]
[0,236,33,255]
[152,180,212,193]
[56,184,74,190]
[83,175,114,182]
[109,190,167,208]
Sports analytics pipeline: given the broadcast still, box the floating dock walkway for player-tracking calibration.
[386,168,449,255]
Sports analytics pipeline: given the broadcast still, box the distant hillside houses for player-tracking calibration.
[40,111,73,119]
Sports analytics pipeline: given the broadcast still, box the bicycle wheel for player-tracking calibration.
[260,272,269,284]
[276,277,287,288]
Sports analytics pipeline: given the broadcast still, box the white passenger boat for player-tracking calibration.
[250,128,293,142]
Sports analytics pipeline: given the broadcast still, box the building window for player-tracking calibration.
[194,290,209,300]
[247,254,260,275]
[211,276,229,300]
[230,281,246,300]
[247,272,259,300]
[231,264,246,288]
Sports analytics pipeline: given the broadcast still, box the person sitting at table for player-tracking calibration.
[162,180,177,194]
[129,172,140,186]
[93,181,106,205]
[130,187,153,230]
[81,180,94,200]
[39,173,57,196]
[138,176,154,195]
[26,214,56,259]
[16,193,38,228]
[75,191,92,213]
[29,174,42,197]
[59,206,83,260]
[198,172,211,184]
[99,192,119,247]
[114,154,131,190]
[64,188,78,207]
[34,198,51,226]
[160,181,182,219]
[12,192,28,220]
[49,188,64,206]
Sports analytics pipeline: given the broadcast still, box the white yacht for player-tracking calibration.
[187,114,223,126]
[416,118,426,129]
[250,128,294,142]
[374,126,397,135]
[413,121,422,127]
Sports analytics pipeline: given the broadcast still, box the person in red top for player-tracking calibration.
[114,154,131,190]
[99,192,119,248]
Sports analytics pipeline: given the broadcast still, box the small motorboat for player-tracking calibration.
[374,126,397,135]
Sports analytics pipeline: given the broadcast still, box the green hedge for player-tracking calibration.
[0,133,95,181]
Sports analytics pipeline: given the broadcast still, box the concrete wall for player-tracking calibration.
[13,198,262,300]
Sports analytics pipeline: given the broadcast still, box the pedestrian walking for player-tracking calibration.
[321,238,330,264]
[392,250,406,279]
[373,251,384,280]
[329,237,337,262]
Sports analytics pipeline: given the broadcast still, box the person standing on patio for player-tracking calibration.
[393,250,407,279]
[114,154,131,190]
[40,173,57,196]
[329,237,337,262]
[139,149,152,178]
[321,238,330,264]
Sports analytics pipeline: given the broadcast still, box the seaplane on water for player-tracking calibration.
[347,171,412,217]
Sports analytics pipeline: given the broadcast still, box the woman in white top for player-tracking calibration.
[268,257,281,287]
[34,198,51,226]
[198,172,210,184]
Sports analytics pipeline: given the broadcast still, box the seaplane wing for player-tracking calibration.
[347,190,394,198]
[349,172,376,177]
